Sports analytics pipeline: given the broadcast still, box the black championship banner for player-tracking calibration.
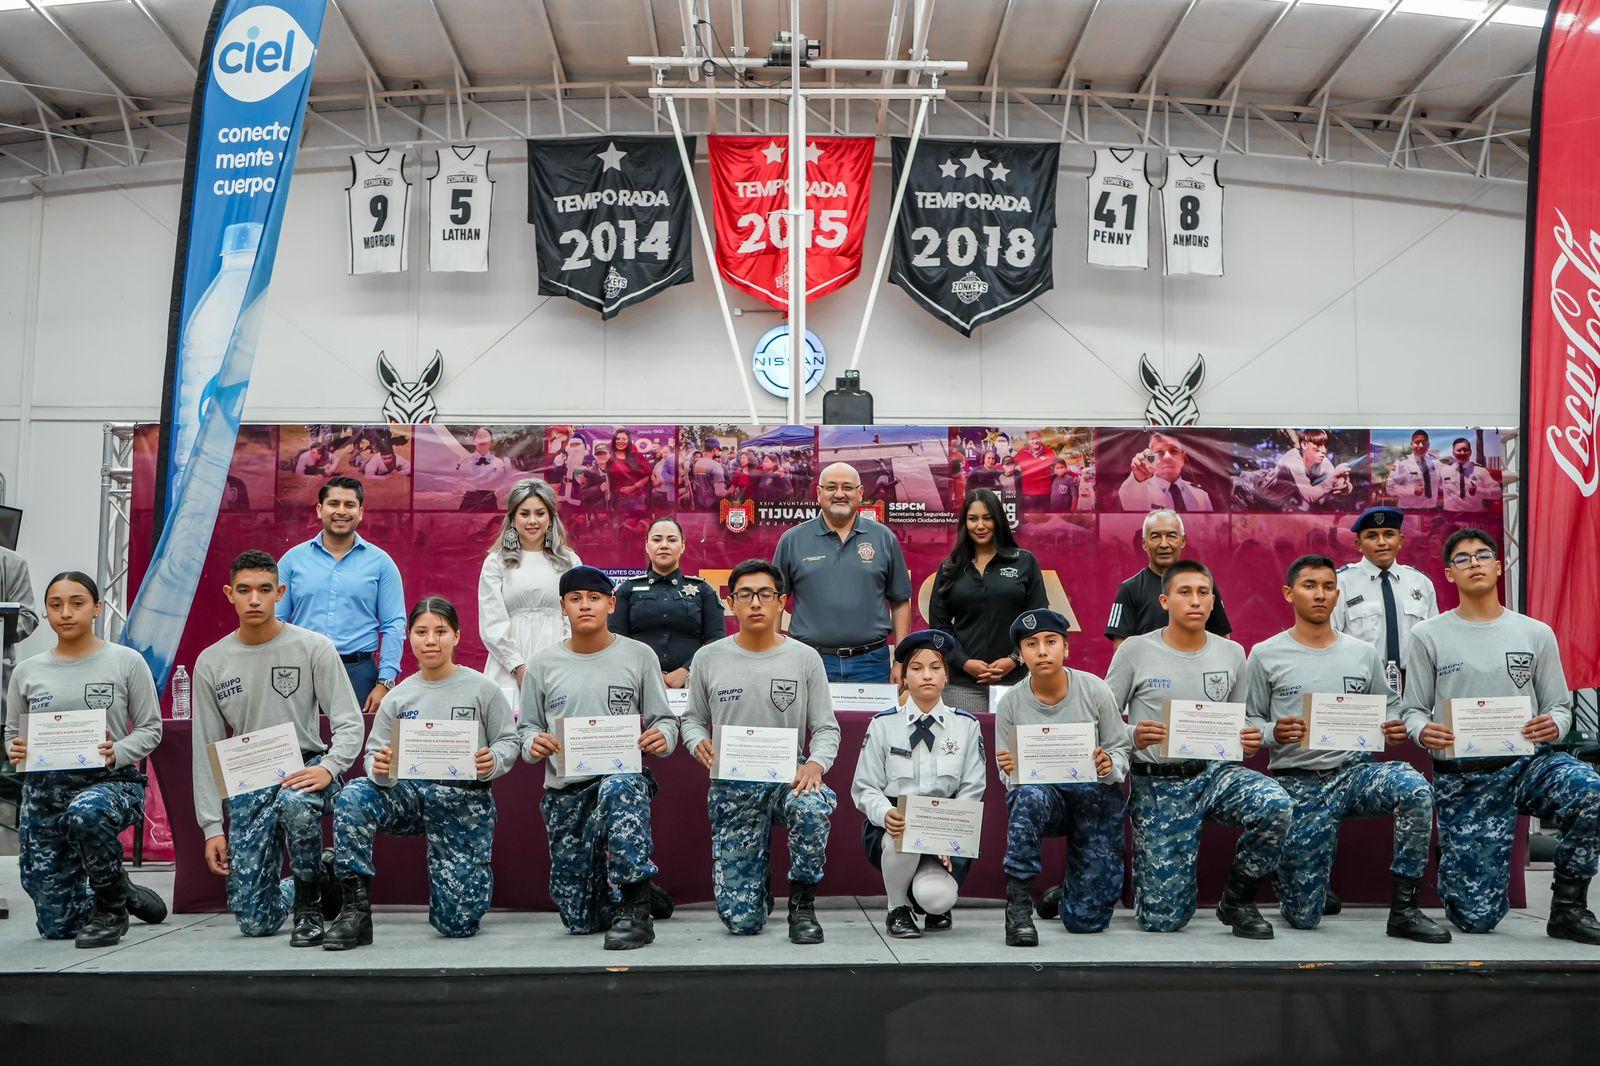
[527,136,695,318]
[888,138,1058,336]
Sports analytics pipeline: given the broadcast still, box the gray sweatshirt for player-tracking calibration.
[191,623,364,839]
[1243,629,1396,772]
[365,666,520,785]
[1105,629,1247,764]
[0,545,38,665]
[518,635,679,790]
[5,643,162,769]
[682,635,841,772]
[1399,608,1571,754]
[993,668,1131,786]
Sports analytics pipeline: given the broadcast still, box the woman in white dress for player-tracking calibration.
[477,478,580,701]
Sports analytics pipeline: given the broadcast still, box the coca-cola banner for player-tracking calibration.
[706,135,874,309]
[1522,0,1600,689]
[131,423,1504,684]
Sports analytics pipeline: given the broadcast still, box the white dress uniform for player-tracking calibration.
[1439,459,1502,512]
[1386,453,1442,510]
[347,149,409,275]
[477,547,581,703]
[1086,148,1151,270]
[1116,472,1214,512]
[1161,154,1223,276]
[428,144,493,273]
[1331,557,1438,694]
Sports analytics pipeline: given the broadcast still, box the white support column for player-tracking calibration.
[785,0,808,425]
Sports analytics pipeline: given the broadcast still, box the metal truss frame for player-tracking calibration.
[94,422,135,646]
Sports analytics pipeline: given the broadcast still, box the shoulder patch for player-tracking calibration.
[872,707,901,719]
[1336,563,1352,572]
[954,709,980,723]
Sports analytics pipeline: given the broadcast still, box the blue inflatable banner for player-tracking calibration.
[125,0,326,688]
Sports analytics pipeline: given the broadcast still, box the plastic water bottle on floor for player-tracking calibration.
[171,665,192,720]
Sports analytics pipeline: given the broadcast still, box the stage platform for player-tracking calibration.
[4,864,1598,1065]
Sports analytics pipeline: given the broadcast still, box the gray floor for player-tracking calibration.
[3,861,1594,975]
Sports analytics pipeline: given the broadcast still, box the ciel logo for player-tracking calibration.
[212,7,315,103]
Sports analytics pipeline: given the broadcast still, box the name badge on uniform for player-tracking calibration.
[1345,595,1365,608]
[889,746,912,758]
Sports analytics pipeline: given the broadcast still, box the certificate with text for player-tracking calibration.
[713,723,799,783]
[207,722,305,798]
[1013,722,1098,784]
[557,715,642,777]
[394,718,481,781]
[1443,696,1535,759]
[22,708,107,773]
[1162,700,1246,762]
[829,683,899,714]
[897,795,983,859]
[1301,693,1386,753]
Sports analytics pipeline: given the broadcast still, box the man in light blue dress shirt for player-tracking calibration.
[276,476,405,714]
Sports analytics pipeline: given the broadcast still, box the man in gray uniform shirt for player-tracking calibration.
[0,542,38,697]
[191,550,363,946]
[1106,559,1292,939]
[684,559,840,943]
[1243,553,1448,942]
[1401,528,1600,943]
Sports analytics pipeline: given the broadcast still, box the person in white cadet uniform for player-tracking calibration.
[1331,507,1438,701]
[1385,431,1442,510]
[852,630,986,939]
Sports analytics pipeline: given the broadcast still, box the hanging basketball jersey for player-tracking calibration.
[1162,154,1223,277]
[429,144,493,272]
[1086,147,1150,270]
[347,148,409,275]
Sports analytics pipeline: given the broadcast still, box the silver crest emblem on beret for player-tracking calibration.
[1022,614,1037,631]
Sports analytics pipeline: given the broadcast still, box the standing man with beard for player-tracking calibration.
[1105,510,1232,646]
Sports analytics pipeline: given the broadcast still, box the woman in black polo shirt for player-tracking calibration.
[928,489,1047,714]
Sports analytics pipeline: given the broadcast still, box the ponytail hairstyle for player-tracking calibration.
[44,570,102,604]
[496,477,575,572]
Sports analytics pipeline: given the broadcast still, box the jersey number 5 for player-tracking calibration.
[450,188,472,225]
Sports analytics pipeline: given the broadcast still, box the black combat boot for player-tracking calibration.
[1548,874,1600,945]
[319,849,342,921]
[1323,889,1343,916]
[648,881,675,920]
[1216,866,1275,940]
[1386,876,1451,943]
[1005,877,1039,947]
[787,881,824,944]
[1035,884,1063,921]
[289,877,325,947]
[605,881,656,950]
[923,910,952,931]
[75,876,130,949]
[885,905,920,939]
[121,872,168,926]
[323,875,373,951]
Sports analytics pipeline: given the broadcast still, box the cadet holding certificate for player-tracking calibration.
[1401,529,1600,944]
[5,572,165,947]
[326,596,519,949]
[684,559,839,945]
[1106,560,1291,940]
[520,566,678,951]
[1242,554,1448,943]
[993,610,1129,946]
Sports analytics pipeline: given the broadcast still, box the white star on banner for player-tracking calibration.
[761,141,785,165]
[805,141,824,164]
[959,148,990,177]
[988,160,1010,182]
[597,142,627,172]
[938,159,959,179]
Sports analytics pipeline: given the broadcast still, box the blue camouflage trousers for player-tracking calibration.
[709,779,835,935]
[333,778,497,938]
[1003,782,1126,933]
[224,759,341,937]
[1129,762,1293,932]
[19,770,144,939]
[1434,751,1600,934]
[540,773,658,935]
[1274,759,1433,930]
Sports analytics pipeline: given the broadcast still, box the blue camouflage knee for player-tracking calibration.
[1003,785,1060,882]
[597,773,657,887]
[425,785,496,938]
[779,785,835,885]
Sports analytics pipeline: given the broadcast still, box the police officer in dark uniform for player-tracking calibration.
[610,518,725,689]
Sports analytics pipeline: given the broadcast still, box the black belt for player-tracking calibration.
[1433,756,1522,776]
[1273,766,1346,780]
[339,651,374,665]
[811,637,888,658]
[1132,760,1210,779]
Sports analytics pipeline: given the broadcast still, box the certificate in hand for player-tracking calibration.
[557,715,642,777]
[1442,696,1535,759]
[712,723,799,783]
[1301,692,1386,753]
[829,683,900,713]
[897,795,983,859]
[22,708,107,773]
[1161,700,1246,762]
[207,722,306,798]
[1013,722,1098,784]
[394,718,481,781]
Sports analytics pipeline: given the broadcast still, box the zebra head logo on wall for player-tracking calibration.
[1139,354,1205,426]
[378,351,443,424]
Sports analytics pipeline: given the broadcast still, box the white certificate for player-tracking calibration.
[207,722,306,798]
[22,708,107,773]
[897,795,983,859]
[393,718,481,782]
[557,714,642,777]
[1013,722,1099,784]
[987,685,1012,713]
[1443,696,1535,759]
[713,723,799,783]
[665,689,690,717]
[829,683,899,713]
[1162,700,1247,762]
[1302,692,1386,753]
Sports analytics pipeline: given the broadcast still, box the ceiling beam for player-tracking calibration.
[526,0,567,85]
[1387,0,1514,111]
[1057,0,1105,89]
[1467,67,1533,125]
[1215,0,1300,98]
[329,0,388,89]
[0,55,66,122]
[1137,0,1203,97]
[1305,0,1402,104]
[423,0,472,83]
[641,0,661,57]
[129,0,197,73]
[980,0,1018,85]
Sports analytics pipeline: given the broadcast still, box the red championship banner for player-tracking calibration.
[1522,0,1600,689]
[707,135,874,308]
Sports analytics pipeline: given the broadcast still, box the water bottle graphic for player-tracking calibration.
[170,222,261,498]
[171,665,192,720]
